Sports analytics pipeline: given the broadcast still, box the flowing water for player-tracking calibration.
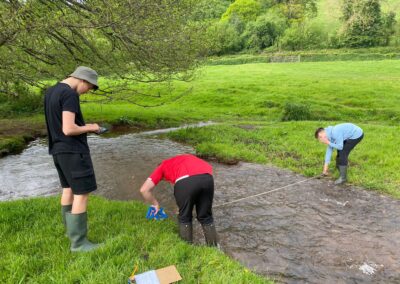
[1,128,399,283]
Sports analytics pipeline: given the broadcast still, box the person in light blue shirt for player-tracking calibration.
[315,123,364,185]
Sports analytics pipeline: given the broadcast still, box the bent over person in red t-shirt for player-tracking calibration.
[139,154,218,246]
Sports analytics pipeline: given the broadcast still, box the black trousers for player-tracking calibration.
[174,174,214,225]
[336,134,364,166]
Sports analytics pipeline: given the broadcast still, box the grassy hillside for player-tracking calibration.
[316,0,400,28]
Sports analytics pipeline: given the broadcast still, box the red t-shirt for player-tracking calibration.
[148,154,213,185]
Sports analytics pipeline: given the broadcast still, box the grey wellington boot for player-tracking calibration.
[335,166,348,185]
[201,223,218,247]
[66,212,101,252]
[61,204,72,236]
[179,223,193,244]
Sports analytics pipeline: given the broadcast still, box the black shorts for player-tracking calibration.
[52,153,97,195]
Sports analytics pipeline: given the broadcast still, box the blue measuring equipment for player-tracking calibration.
[146,206,168,220]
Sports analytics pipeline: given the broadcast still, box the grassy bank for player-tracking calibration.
[167,122,400,198]
[0,196,271,283]
[0,116,46,157]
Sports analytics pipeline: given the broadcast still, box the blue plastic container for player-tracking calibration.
[146,206,168,220]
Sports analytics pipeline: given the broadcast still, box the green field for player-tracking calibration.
[86,60,400,198]
[2,60,400,197]
[0,196,270,283]
[84,60,400,125]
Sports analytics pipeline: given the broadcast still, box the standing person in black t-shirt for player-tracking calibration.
[44,66,102,252]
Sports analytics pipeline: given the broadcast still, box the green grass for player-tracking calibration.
[315,0,342,30]
[0,196,271,283]
[89,60,399,198]
[167,122,400,198]
[0,136,26,156]
[1,60,400,200]
[208,48,400,65]
[84,60,400,125]
[0,116,46,156]
[82,59,400,198]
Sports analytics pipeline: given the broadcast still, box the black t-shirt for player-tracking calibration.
[44,82,89,155]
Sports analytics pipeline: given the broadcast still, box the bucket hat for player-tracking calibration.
[69,66,99,90]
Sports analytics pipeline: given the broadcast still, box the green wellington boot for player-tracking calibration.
[65,212,101,252]
[335,166,348,185]
[61,204,72,236]
[201,223,218,247]
[179,223,193,244]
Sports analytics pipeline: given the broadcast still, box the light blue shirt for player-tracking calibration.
[324,123,363,164]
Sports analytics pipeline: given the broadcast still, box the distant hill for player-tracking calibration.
[315,0,400,30]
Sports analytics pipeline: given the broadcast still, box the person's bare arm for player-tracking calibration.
[62,111,99,136]
[139,179,160,213]
[322,163,329,176]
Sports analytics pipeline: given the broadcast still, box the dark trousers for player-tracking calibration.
[336,134,364,166]
[174,174,214,225]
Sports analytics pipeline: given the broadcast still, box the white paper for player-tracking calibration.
[134,270,161,284]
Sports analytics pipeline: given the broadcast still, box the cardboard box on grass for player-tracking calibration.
[128,265,182,284]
